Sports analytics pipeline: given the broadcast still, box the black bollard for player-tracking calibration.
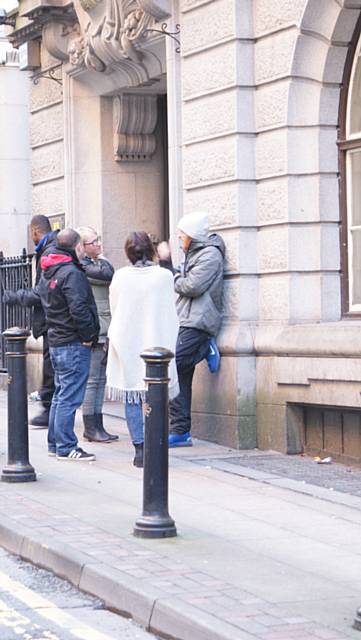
[1,327,36,483]
[133,347,177,538]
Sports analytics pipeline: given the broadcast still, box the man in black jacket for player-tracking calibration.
[4,215,58,427]
[38,228,100,461]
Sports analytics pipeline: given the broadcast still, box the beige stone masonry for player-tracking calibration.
[183,88,254,143]
[30,104,64,147]
[254,0,305,37]
[184,181,256,228]
[31,141,64,184]
[181,0,238,54]
[182,41,253,99]
[32,179,64,216]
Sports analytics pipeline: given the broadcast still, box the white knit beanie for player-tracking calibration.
[177,211,209,242]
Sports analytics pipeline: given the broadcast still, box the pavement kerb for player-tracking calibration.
[0,513,252,640]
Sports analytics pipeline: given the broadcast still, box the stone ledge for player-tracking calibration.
[255,321,361,357]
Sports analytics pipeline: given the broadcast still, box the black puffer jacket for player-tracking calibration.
[4,231,58,338]
[38,247,100,347]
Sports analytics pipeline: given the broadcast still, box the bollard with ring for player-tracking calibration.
[133,347,177,538]
[1,327,36,483]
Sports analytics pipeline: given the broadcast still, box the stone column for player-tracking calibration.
[0,30,31,254]
[178,0,257,448]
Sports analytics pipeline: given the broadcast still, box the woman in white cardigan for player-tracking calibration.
[106,232,179,467]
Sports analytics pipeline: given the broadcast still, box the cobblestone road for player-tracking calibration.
[196,452,361,496]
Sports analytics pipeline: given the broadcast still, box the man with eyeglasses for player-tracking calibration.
[76,227,118,443]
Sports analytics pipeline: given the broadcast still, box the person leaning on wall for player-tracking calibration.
[76,226,118,443]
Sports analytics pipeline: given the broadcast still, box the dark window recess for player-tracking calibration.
[301,405,361,465]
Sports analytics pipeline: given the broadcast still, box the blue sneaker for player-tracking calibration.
[168,432,193,448]
[207,337,220,373]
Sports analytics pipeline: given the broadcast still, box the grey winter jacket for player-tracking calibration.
[174,234,225,336]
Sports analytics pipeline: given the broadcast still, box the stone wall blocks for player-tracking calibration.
[288,80,321,126]
[256,129,287,179]
[183,89,254,143]
[257,177,288,224]
[181,0,237,54]
[321,274,341,321]
[255,29,297,85]
[254,0,305,37]
[222,278,241,320]
[319,128,338,173]
[289,273,321,322]
[259,274,289,320]
[183,136,254,188]
[30,104,64,147]
[319,86,341,126]
[323,44,348,83]
[30,80,62,112]
[221,227,257,274]
[289,224,321,271]
[258,225,288,272]
[287,126,318,175]
[31,142,64,183]
[319,174,340,221]
[301,0,341,42]
[237,276,259,320]
[256,81,289,131]
[184,181,256,227]
[288,175,320,222]
[292,34,328,82]
[182,41,253,99]
[32,179,64,216]
[320,224,340,270]
[332,8,361,44]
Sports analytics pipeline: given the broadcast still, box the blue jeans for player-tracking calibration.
[82,344,106,415]
[125,400,144,445]
[48,342,91,455]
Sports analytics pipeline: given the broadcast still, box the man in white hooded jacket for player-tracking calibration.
[159,211,225,447]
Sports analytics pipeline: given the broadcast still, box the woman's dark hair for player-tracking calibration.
[125,231,156,265]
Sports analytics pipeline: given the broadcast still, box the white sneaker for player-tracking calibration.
[57,448,96,461]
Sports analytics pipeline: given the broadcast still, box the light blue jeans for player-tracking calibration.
[125,400,144,445]
[82,344,106,416]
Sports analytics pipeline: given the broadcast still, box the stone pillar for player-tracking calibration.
[0,30,31,254]
[178,0,257,448]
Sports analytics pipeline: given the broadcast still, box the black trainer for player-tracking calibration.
[30,409,49,428]
[57,448,96,461]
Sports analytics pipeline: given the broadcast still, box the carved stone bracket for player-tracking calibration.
[113,93,158,161]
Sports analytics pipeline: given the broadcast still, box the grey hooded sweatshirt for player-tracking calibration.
[174,234,226,336]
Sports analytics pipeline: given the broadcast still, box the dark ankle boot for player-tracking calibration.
[133,443,144,468]
[83,414,117,443]
[95,413,119,441]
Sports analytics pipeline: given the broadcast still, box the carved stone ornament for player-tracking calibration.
[9,0,172,83]
[113,93,157,161]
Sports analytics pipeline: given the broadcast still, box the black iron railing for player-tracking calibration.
[0,249,33,371]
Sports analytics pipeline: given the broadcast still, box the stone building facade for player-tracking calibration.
[6,0,361,462]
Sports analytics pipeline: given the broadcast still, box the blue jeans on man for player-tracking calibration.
[48,342,91,456]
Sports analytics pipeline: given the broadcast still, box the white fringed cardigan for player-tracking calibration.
[106,263,179,402]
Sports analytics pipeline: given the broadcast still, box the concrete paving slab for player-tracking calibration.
[0,393,360,639]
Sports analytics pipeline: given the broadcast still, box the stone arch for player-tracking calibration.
[290,1,361,128]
